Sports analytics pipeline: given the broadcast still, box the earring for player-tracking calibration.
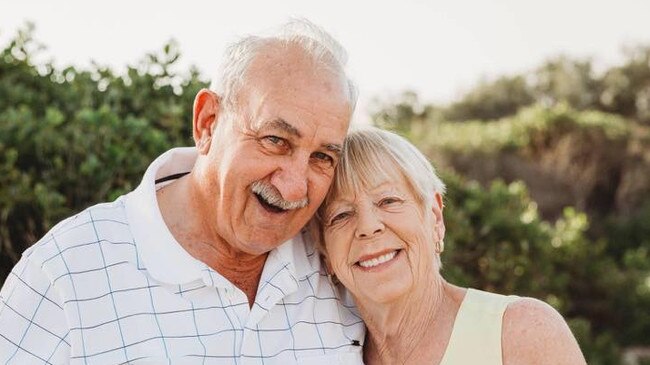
[435,240,445,253]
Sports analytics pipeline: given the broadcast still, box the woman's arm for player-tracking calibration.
[502,297,586,365]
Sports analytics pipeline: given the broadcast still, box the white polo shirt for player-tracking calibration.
[0,148,365,364]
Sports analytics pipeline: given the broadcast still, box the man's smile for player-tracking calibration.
[254,191,289,213]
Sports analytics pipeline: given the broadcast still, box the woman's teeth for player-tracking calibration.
[358,251,398,268]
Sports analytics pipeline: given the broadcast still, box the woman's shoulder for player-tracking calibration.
[502,297,586,365]
[457,288,518,315]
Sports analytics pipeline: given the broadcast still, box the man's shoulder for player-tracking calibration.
[24,197,130,267]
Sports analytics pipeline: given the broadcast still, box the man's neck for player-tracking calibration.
[156,175,267,307]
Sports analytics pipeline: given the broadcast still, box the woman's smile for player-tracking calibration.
[355,249,402,270]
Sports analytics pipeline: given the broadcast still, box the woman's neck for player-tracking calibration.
[360,278,464,365]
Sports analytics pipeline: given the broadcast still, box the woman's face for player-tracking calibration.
[322,176,445,305]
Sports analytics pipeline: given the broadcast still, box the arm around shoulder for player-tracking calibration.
[502,297,586,365]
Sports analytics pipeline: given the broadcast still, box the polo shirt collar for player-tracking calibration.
[124,147,203,285]
[123,147,317,286]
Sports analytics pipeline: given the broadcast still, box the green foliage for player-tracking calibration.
[444,75,535,121]
[604,199,650,260]
[568,318,621,365]
[408,103,630,153]
[532,56,601,110]
[600,46,650,123]
[442,177,558,294]
[442,175,648,363]
[398,102,649,224]
[371,91,443,134]
[0,25,208,283]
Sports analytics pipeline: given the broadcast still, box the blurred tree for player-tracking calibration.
[532,56,601,110]
[0,24,208,284]
[370,91,443,136]
[600,46,650,124]
[442,175,649,364]
[444,75,535,121]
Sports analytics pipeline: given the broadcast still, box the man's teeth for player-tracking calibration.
[256,193,286,212]
[358,251,398,268]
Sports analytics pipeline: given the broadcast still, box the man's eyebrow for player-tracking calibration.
[261,118,342,155]
[264,118,302,138]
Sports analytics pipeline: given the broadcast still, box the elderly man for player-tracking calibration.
[0,20,364,364]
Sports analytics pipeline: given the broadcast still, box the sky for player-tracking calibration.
[2,0,650,119]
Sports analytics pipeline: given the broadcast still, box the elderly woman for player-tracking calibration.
[312,127,586,364]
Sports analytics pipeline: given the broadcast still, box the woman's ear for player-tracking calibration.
[192,89,220,154]
[432,192,446,242]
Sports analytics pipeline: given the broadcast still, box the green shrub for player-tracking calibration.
[442,173,648,363]
[0,25,207,283]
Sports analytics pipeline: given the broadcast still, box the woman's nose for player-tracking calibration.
[355,206,384,239]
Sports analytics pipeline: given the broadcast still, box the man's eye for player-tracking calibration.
[311,151,334,166]
[329,211,352,226]
[265,135,285,145]
[261,136,289,150]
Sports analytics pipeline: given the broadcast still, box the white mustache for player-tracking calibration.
[251,181,309,210]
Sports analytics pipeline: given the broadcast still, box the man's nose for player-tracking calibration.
[270,156,309,203]
[355,205,384,239]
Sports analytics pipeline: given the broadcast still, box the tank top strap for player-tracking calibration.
[439,288,519,365]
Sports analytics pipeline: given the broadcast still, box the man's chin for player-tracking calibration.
[237,215,308,254]
[237,233,292,256]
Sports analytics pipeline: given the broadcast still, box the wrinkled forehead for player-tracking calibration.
[245,42,351,100]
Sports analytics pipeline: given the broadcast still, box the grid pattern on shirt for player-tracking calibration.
[0,199,365,364]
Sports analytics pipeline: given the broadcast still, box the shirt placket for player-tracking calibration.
[199,267,249,361]
[240,253,299,364]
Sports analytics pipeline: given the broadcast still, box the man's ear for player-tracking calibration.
[432,192,446,242]
[192,89,220,154]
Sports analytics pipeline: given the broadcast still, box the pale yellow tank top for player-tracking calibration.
[439,288,519,365]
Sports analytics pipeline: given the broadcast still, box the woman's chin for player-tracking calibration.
[346,251,414,305]
[354,280,412,306]
[357,290,407,305]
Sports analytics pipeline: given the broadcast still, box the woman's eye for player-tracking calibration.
[378,197,402,206]
[329,211,352,225]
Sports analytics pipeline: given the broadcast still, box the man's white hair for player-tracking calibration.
[209,18,357,113]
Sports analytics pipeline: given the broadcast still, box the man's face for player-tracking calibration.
[194,46,352,256]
